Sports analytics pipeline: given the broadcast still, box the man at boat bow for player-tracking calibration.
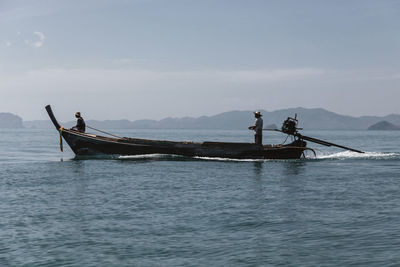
[71,111,86,132]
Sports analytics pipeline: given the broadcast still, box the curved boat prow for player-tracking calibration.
[45,105,61,130]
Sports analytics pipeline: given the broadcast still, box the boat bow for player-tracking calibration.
[45,105,61,130]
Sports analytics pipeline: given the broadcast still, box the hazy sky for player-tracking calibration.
[1,0,399,121]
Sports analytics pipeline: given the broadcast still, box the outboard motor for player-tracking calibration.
[276,113,364,153]
[281,114,300,135]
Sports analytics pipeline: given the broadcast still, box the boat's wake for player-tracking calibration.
[79,151,400,162]
[118,154,185,160]
[313,151,400,160]
[118,154,268,162]
[179,152,400,161]
[193,156,266,162]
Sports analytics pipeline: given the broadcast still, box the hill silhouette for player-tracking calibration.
[22,107,400,130]
[0,113,23,128]
[368,121,400,130]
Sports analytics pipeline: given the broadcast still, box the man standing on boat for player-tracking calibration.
[248,111,263,145]
[71,111,86,132]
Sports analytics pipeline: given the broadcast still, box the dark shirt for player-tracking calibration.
[73,117,86,132]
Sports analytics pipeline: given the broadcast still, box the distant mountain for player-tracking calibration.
[0,113,23,128]
[368,121,400,130]
[265,124,278,130]
[22,107,400,130]
[23,120,54,129]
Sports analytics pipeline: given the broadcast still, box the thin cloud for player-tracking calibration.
[1,67,399,120]
[25,31,46,48]
[111,58,135,64]
[1,67,386,95]
[16,68,323,85]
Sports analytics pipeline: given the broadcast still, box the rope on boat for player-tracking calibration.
[86,125,123,139]
[303,147,316,157]
[281,134,290,145]
[59,127,64,152]
[281,146,316,158]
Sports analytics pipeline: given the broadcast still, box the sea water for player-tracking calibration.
[0,128,399,266]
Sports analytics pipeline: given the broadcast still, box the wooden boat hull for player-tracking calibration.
[46,105,309,159]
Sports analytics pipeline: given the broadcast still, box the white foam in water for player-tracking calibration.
[119,154,263,162]
[119,154,183,160]
[193,156,265,162]
[120,154,268,162]
[314,151,399,160]
[118,152,399,161]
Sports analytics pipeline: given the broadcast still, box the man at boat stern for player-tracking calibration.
[248,111,263,145]
[71,111,86,132]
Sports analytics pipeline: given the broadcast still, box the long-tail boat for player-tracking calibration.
[45,105,363,159]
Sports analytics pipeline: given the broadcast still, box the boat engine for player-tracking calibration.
[277,113,364,154]
[281,115,300,135]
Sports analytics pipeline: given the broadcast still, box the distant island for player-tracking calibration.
[2,107,400,130]
[368,121,400,130]
[0,113,23,128]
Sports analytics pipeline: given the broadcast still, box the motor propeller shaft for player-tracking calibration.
[263,115,364,154]
[296,134,364,153]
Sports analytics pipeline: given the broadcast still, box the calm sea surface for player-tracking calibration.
[1,128,399,266]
